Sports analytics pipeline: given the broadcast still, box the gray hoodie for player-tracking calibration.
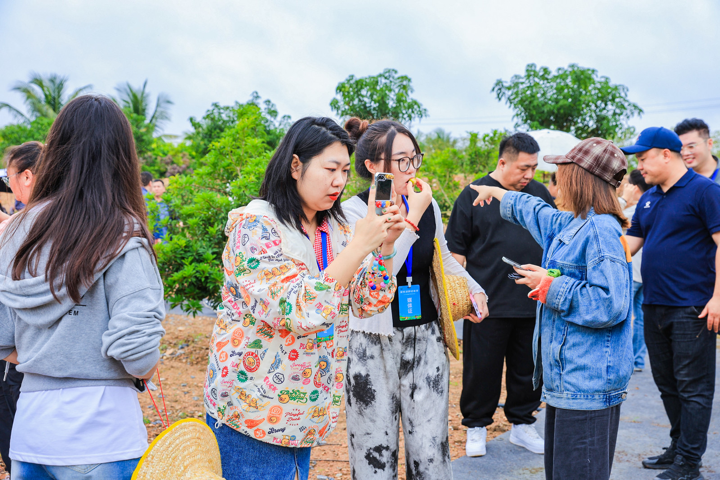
[0,210,165,392]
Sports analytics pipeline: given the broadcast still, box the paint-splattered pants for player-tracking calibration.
[345,321,452,480]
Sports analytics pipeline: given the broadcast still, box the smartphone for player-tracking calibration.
[470,294,483,319]
[502,256,528,270]
[373,173,394,215]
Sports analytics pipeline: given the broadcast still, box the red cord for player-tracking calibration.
[144,368,170,430]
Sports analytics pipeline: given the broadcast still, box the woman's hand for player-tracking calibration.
[405,178,432,215]
[513,264,548,290]
[352,186,404,256]
[470,185,507,207]
[464,293,489,323]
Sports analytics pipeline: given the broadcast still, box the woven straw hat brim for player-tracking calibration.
[430,238,471,360]
[132,418,224,480]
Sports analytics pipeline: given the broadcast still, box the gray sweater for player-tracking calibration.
[0,212,165,392]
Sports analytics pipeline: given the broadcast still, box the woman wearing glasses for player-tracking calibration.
[341,118,488,480]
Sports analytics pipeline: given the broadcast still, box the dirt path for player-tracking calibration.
[0,313,510,479]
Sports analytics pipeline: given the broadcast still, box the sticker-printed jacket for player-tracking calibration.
[204,200,396,447]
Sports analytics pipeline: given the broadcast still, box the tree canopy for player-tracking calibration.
[330,68,428,123]
[492,63,643,140]
[0,73,91,123]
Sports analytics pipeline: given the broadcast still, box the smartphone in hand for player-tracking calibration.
[373,172,394,215]
[502,256,528,270]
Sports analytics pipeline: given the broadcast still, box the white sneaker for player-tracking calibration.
[510,423,544,454]
[466,426,487,457]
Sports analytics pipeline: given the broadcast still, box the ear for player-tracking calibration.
[23,170,33,187]
[708,137,714,150]
[290,155,302,181]
[497,158,506,170]
[364,159,377,175]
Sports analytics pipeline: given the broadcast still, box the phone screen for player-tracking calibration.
[375,174,393,201]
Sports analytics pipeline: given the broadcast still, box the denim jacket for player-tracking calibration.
[501,192,633,410]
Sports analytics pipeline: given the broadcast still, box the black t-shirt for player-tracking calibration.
[356,189,438,328]
[445,175,556,318]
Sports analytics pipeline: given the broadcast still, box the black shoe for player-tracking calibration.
[655,455,703,480]
[643,440,678,469]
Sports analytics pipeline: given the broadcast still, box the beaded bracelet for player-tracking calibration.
[368,252,391,291]
[404,218,419,232]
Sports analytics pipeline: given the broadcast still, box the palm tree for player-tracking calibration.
[0,73,92,123]
[114,80,173,134]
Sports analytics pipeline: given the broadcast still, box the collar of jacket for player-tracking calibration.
[556,208,596,244]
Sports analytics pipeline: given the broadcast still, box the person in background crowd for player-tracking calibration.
[471,138,633,480]
[0,141,42,477]
[623,127,720,480]
[446,133,554,458]
[0,96,165,480]
[204,117,402,480]
[141,171,153,195]
[674,118,719,184]
[151,179,169,243]
[548,172,558,200]
[621,169,650,373]
[341,118,488,479]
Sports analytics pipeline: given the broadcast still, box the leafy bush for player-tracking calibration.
[0,117,53,156]
[154,102,278,315]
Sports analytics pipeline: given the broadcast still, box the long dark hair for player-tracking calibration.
[10,95,155,302]
[258,117,354,232]
[556,163,628,228]
[344,118,422,179]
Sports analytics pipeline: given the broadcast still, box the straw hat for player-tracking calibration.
[132,419,224,480]
[429,238,472,360]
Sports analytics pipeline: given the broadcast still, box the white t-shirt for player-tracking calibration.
[10,386,148,466]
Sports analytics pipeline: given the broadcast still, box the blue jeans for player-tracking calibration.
[643,305,717,464]
[11,458,139,480]
[632,282,647,369]
[206,414,311,480]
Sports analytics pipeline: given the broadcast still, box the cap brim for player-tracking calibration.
[544,154,572,165]
[620,144,650,154]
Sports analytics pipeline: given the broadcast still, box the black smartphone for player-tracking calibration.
[374,172,394,215]
[502,256,528,270]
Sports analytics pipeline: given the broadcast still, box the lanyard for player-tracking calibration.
[711,169,719,182]
[402,196,413,286]
[304,229,329,271]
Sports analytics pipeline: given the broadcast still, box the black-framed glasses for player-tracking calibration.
[393,153,423,172]
[1,172,20,187]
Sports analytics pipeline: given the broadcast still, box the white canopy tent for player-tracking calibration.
[528,129,582,172]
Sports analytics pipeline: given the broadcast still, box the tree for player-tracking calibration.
[186,92,290,159]
[0,117,53,155]
[154,102,284,315]
[330,68,428,123]
[492,64,643,140]
[0,73,91,122]
[115,80,173,135]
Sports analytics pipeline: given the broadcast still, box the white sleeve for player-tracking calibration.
[432,199,487,298]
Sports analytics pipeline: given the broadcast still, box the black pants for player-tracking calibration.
[461,317,541,427]
[643,305,716,464]
[0,361,22,474]
[544,404,621,480]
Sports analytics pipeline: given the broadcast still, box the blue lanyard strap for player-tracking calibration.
[711,169,719,182]
[303,229,329,271]
[401,196,413,280]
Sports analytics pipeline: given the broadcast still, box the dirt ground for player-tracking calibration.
[0,313,513,479]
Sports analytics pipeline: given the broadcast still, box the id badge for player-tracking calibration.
[399,285,422,321]
[316,325,334,343]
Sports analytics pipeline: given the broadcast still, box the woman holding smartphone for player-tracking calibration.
[471,138,633,480]
[341,118,488,480]
[204,117,403,480]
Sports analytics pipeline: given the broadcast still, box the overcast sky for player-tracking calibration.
[1,0,719,140]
